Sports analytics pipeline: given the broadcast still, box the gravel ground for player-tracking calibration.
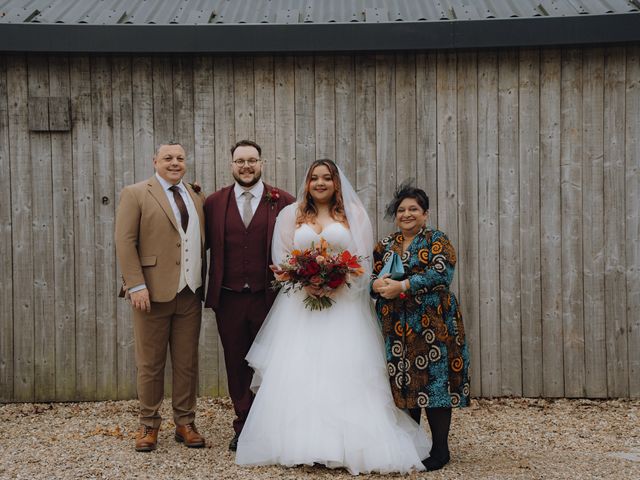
[1,397,638,480]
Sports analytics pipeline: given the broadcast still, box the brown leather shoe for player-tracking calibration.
[175,422,205,448]
[135,425,159,452]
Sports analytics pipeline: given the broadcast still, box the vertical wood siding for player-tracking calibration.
[0,47,638,401]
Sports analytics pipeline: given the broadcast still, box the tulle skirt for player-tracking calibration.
[235,288,430,475]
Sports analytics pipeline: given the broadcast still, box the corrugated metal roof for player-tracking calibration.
[1,0,638,25]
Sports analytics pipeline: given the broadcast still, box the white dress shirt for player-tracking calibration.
[156,173,194,226]
[234,180,264,215]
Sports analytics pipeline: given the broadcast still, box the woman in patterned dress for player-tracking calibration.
[371,184,470,472]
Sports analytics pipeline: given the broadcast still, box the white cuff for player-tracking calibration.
[128,284,147,294]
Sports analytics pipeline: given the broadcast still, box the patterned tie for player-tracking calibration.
[169,185,189,232]
[241,191,254,228]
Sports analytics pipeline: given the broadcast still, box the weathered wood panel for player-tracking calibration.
[50,55,77,401]
[274,56,296,196]
[626,46,640,399]
[314,55,335,160]
[254,56,276,183]
[92,57,117,400]
[1,47,639,402]
[375,54,396,238]
[498,49,522,396]
[128,56,155,395]
[153,57,174,145]
[334,55,356,181]
[561,48,586,397]
[395,53,416,185]
[477,50,500,397]
[111,55,136,400]
[173,57,195,156]
[193,56,216,193]
[540,48,564,397]
[436,51,459,307]
[214,56,235,191]
[70,56,97,400]
[234,56,255,141]
[582,48,607,398]
[0,56,14,402]
[603,47,629,397]
[519,49,542,397]
[28,54,56,401]
[9,55,35,402]
[131,57,154,181]
[294,56,315,187]
[415,52,438,227]
[354,55,377,232]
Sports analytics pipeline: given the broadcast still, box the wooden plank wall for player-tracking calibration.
[1,46,639,402]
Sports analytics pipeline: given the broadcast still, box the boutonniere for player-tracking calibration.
[264,188,280,209]
[188,182,201,193]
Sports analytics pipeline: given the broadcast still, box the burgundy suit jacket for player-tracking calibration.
[203,182,295,311]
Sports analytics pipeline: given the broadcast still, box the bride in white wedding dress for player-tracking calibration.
[235,160,429,475]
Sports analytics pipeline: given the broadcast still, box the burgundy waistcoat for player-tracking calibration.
[222,194,269,292]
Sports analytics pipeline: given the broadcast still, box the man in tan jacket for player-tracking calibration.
[115,142,206,451]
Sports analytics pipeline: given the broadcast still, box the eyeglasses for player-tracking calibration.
[232,158,261,167]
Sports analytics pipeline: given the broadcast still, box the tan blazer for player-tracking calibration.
[115,175,205,303]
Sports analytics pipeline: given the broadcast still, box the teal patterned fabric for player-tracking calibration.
[371,226,470,409]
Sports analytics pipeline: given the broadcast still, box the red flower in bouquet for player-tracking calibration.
[300,261,320,277]
[270,238,365,311]
[327,273,345,289]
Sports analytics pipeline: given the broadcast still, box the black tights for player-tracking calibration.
[408,407,451,459]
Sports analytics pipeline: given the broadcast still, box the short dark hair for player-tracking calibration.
[385,181,429,219]
[230,140,262,157]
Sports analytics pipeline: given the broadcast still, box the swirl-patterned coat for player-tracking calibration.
[371,226,470,409]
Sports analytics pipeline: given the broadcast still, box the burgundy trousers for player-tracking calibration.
[215,289,270,434]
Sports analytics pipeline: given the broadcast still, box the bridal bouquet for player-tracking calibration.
[270,238,365,311]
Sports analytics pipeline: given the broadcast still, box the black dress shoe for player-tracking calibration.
[422,451,450,471]
[229,432,240,451]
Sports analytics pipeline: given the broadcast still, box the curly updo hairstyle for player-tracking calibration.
[384,181,429,220]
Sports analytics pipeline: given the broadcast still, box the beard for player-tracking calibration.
[233,169,262,188]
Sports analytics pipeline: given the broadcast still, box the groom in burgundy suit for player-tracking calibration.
[204,140,295,450]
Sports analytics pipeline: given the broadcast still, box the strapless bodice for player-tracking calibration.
[294,222,352,251]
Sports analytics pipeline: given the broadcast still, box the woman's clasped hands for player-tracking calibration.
[372,273,406,299]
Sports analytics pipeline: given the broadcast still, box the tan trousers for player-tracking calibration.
[133,288,202,428]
